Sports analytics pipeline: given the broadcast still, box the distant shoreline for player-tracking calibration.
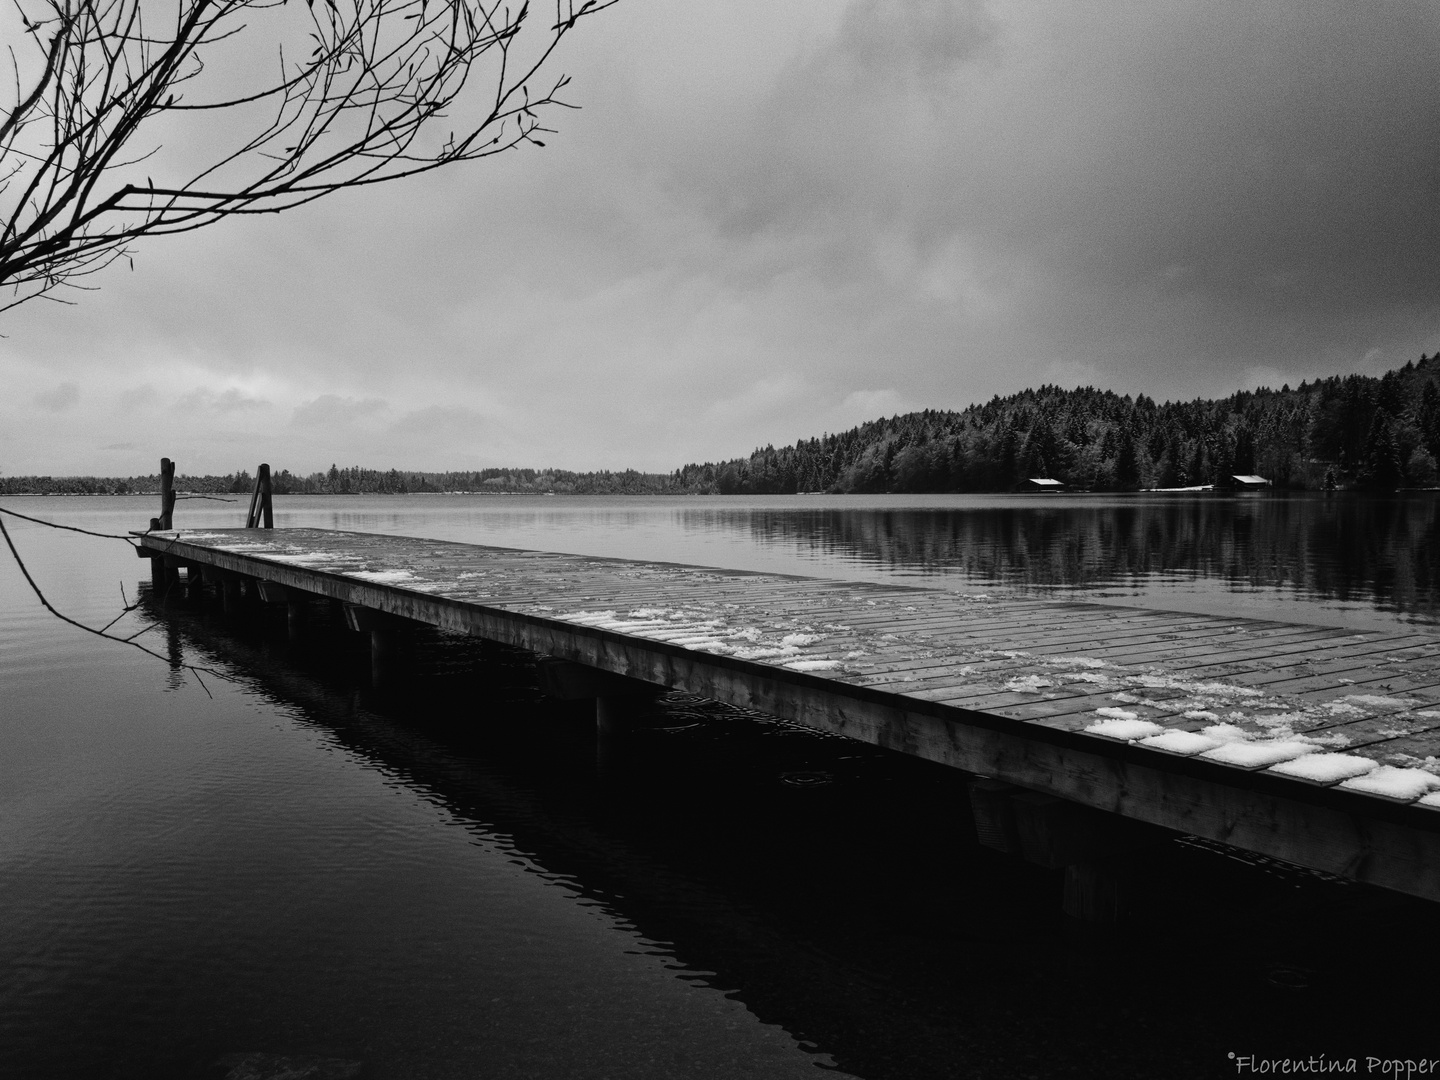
[6,486,1440,498]
[7,353,1439,497]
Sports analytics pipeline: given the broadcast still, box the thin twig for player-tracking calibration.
[122,617,164,642]
[0,512,231,696]
[0,501,141,541]
[98,600,137,634]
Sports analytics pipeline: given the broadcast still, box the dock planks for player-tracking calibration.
[139,527,1440,902]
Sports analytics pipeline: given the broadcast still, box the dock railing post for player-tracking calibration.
[140,456,180,592]
[260,464,273,528]
[149,457,177,531]
[160,458,175,529]
[245,464,273,528]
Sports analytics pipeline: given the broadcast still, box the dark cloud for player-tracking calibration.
[3,0,1438,474]
[660,0,1440,396]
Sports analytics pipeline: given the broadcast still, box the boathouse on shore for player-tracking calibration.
[1228,474,1272,490]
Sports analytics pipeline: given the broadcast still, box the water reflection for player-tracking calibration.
[691,494,1440,627]
[22,490,1438,629]
[262,491,1440,628]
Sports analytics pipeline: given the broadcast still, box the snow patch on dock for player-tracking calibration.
[1086,716,1166,740]
[1268,753,1377,783]
[349,569,419,584]
[558,607,850,672]
[1339,767,1440,800]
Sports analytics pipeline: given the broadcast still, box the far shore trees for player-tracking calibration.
[669,355,1440,495]
[7,358,1440,496]
[1,0,614,310]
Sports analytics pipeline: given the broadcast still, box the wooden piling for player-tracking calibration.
[158,458,176,530]
[535,657,665,745]
[286,601,307,642]
[246,464,273,529]
[969,778,1167,923]
[370,626,400,689]
[157,554,183,596]
[968,778,1023,856]
[595,695,632,739]
[183,563,207,604]
[1063,860,1123,925]
[253,579,306,643]
[220,575,241,616]
[148,458,177,531]
[343,603,406,689]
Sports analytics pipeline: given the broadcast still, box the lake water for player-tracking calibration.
[2,492,1438,1078]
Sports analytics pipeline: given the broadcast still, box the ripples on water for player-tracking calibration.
[1,493,1438,1078]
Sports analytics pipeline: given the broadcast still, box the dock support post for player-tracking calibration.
[240,576,263,609]
[968,778,1023,855]
[594,693,643,776]
[287,601,307,643]
[149,457,176,531]
[158,555,183,598]
[1062,860,1123,925]
[594,688,664,775]
[968,778,1168,927]
[534,657,663,771]
[596,695,633,739]
[182,563,204,602]
[255,580,307,644]
[219,574,242,616]
[370,627,399,689]
[343,604,407,690]
[536,657,661,736]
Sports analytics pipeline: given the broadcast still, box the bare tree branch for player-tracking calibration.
[0,510,231,695]
[1,0,615,308]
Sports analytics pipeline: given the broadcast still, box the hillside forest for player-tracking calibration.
[6,356,1440,496]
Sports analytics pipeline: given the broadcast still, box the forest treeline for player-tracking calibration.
[675,354,1440,495]
[0,465,669,497]
[6,356,1440,496]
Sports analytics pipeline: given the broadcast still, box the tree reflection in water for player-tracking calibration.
[709,494,1440,626]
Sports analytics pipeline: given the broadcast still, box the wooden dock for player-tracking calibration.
[137,527,1440,904]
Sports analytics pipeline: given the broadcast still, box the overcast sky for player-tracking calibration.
[4,0,1439,477]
